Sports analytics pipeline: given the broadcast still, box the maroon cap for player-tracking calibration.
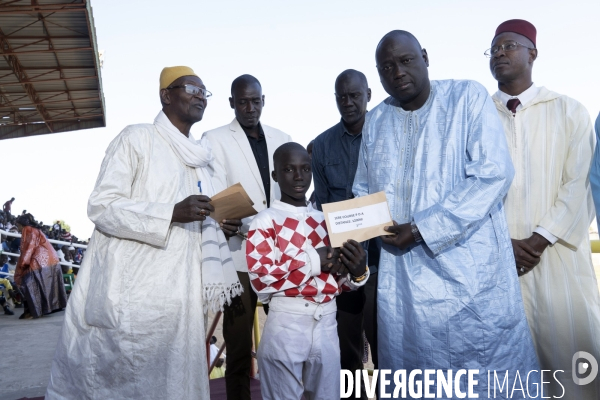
[494,19,536,46]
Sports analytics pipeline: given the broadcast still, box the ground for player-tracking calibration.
[1,311,64,399]
[1,248,599,400]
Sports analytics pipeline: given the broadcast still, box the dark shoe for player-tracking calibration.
[3,305,14,315]
[18,312,32,320]
[14,302,22,308]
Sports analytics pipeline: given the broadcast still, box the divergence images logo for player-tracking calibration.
[572,351,598,385]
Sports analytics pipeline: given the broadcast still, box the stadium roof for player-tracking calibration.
[0,0,105,140]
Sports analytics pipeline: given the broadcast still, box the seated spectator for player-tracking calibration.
[2,255,20,310]
[210,358,226,380]
[1,234,9,252]
[8,228,20,254]
[60,245,73,263]
[209,336,222,365]
[74,248,83,264]
[58,245,74,274]
[0,254,15,315]
[0,255,10,278]
[67,246,77,267]
[60,229,72,242]
[56,245,63,259]
[7,256,17,273]
[56,245,64,262]
[0,281,15,315]
[209,336,226,380]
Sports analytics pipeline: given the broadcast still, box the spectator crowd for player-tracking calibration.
[1,196,88,317]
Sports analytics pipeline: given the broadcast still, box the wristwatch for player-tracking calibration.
[410,221,423,243]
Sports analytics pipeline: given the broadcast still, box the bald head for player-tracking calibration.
[335,69,368,88]
[375,30,430,111]
[376,30,422,58]
[230,74,264,129]
[272,142,312,206]
[334,69,371,129]
[231,74,261,96]
[273,142,308,168]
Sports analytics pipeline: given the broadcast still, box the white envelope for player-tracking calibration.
[322,191,393,248]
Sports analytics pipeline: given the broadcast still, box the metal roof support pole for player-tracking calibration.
[0,27,54,132]
[34,3,77,120]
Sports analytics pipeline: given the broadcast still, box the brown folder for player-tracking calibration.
[210,183,258,222]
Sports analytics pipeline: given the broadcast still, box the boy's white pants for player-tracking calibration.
[258,296,340,400]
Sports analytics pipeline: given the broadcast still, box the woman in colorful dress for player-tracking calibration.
[14,214,67,319]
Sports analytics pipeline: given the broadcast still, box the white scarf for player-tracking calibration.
[154,111,243,313]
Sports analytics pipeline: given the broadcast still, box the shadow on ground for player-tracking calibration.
[0,311,64,400]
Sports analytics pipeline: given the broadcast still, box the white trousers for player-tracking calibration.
[258,296,340,400]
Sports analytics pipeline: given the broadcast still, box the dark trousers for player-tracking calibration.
[337,271,378,400]
[223,271,257,400]
[337,287,366,399]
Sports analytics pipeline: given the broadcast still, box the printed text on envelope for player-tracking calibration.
[328,202,391,234]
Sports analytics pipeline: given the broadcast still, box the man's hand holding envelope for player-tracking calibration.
[322,191,394,248]
[209,183,258,238]
[380,221,417,250]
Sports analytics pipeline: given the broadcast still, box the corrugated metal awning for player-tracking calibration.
[0,0,105,140]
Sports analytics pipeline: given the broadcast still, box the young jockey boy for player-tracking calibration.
[246,142,369,400]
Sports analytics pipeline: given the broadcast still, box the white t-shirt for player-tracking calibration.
[57,249,66,263]
[209,344,219,365]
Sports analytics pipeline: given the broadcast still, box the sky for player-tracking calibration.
[2,0,599,238]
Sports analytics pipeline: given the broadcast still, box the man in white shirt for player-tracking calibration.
[209,336,225,365]
[489,19,600,399]
[46,66,241,400]
[203,74,291,400]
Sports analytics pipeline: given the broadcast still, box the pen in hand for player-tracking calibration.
[198,181,204,227]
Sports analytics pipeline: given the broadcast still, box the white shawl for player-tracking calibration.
[154,111,243,313]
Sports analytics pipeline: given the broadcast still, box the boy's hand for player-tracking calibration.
[317,246,346,275]
[339,239,367,277]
